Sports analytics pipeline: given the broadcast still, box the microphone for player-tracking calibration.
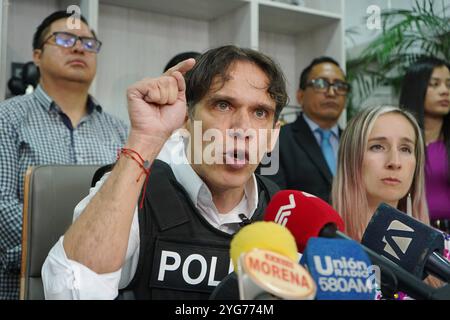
[263,190,344,252]
[210,220,301,300]
[361,203,450,283]
[264,190,450,300]
[300,237,376,300]
[229,221,316,300]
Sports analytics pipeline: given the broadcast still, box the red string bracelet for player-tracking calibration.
[117,148,151,209]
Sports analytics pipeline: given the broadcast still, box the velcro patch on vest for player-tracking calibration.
[150,238,232,294]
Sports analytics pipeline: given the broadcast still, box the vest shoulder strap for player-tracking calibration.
[255,173,280,201]
[144,160,191,231]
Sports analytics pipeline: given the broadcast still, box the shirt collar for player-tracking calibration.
[302,112,339,137]
[34,84,102,114]
[159,131,259,221]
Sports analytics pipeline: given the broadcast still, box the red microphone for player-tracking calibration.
[264,190,345,252]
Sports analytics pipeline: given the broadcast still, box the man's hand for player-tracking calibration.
[62,59,197,276]
[126,58,196,147]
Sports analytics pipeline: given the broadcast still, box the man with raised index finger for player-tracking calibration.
[42,45,288,300]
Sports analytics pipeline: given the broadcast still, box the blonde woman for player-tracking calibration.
[332,106,429,240]
[332,106,449,296]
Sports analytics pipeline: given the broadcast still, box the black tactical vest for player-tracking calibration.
[94,160,279,300]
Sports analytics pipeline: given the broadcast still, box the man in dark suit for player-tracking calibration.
[263,57,349,203]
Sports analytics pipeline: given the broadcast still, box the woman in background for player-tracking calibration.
[332,106,429,241]
[332,106,448,298]
[399,57,450,233]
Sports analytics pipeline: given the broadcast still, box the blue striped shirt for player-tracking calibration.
[0,85,128,299]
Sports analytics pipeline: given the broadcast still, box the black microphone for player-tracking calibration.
[361,203,450,283]
[209,272,239,300]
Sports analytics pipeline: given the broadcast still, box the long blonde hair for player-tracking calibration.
[332,106,429,241]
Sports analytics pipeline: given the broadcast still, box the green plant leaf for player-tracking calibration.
[345,0,450,115]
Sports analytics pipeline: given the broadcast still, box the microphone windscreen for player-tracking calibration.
[230,221,298,271]
[264,190,344,252]
[238,248,316,300]
[361,203,445,279]
[300,237,376,300]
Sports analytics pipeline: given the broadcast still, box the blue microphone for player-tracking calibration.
[362,203,450,282]
[300,237,377,300]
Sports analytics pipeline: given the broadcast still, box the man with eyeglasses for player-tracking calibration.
[265,56,349,203]
[0,11,128,299]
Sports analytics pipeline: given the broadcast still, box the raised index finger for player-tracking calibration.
[164,58,196,76]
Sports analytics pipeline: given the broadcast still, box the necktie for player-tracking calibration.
[316,128,336,176]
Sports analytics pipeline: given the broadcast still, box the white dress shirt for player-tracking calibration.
[41,131,259,300]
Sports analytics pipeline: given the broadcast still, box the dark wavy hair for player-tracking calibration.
[185,45,288,123]
[399,56,450,184]
[164,51,201,73]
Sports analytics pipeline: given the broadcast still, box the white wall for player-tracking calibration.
[6,0,59,88]
[345,0,418,50]
[96,4,210,123]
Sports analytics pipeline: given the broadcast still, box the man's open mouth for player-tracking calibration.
[224,149,249,167]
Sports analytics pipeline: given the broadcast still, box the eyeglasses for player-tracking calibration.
[305,78,350,96]
[41,32,102,53]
